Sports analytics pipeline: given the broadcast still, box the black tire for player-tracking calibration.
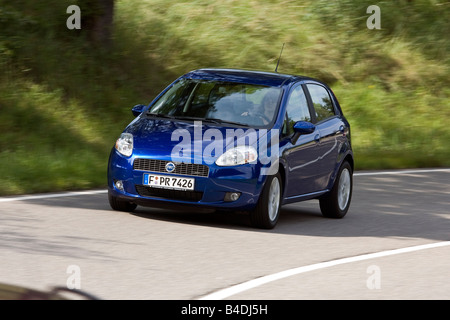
[108,191,137,212]
[319,161,353,219]
[250,172,282,229]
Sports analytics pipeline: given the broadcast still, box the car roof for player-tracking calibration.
[182,68,318,87]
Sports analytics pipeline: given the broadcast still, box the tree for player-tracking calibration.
[80,0,115,47]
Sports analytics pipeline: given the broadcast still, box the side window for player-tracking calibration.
[306,84,335,122]
[283,85,311,135]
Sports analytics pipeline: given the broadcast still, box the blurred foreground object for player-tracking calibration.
[0,283,100,300]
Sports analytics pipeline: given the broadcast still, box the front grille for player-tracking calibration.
[135,185,203,202]
[133,158,209,177]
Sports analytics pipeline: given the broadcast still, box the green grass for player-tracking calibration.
[334,82,450,169]
[0,0,449,195]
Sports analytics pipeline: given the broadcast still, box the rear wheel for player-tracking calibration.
[108,191,137,212]
[250,173,282,229]
[319,161,352,219]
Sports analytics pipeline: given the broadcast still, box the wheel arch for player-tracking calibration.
[344,153,354,172]
[327,151,354,192]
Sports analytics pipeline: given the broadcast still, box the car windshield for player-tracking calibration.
[147,79,282,127]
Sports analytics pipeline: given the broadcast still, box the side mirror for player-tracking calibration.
[291,121,315,144]
[293,121,315,135]
[131,104,146,117]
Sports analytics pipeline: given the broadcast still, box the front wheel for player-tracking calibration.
[250,173,282,229]
[319,161,353,219]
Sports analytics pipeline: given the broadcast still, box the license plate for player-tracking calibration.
[143,173,195,191]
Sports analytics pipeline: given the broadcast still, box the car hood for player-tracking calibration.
[124,116,267,160]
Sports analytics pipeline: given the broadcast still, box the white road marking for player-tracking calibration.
[354,168,450,176]
[199,241,450,300]
[0,189,107,203]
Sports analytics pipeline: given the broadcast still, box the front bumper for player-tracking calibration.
[107,149,266,211]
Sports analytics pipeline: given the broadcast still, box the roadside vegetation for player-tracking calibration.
[0,0,449,195]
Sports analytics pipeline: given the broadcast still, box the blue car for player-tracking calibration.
[107,68,354,229]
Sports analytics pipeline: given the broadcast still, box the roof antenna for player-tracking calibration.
[275,43,285,73]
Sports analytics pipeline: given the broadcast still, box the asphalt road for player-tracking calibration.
[0,169,449,300]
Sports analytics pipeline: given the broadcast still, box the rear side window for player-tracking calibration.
[306,84,335,122]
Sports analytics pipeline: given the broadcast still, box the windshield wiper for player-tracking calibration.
[146,112,175,119]
[146,114,203,122]
[171,115,204,121]
[204,118,249,127]
[146,113,249,127]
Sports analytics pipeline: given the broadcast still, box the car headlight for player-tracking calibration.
[215,146,257,166]
[115,133,133,157]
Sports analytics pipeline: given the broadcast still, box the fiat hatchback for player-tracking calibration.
[107,68,354,229]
